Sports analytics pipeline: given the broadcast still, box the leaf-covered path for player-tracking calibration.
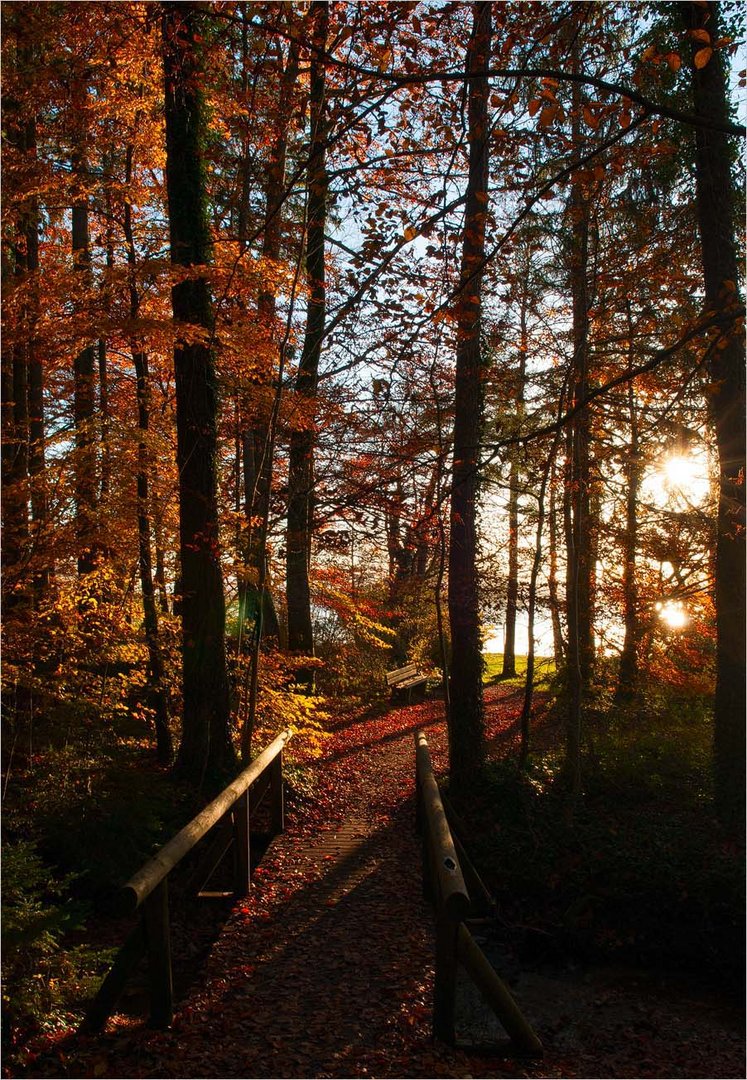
[22,689,744,1079]
[34,690,549,1080]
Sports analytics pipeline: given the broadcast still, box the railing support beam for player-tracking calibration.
[143,879,173,1029]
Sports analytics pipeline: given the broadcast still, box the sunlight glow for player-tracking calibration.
[664,455,700,491]
[656,600,688,630]
[642,449,711,511]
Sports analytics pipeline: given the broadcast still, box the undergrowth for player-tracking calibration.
[455,683,744,989]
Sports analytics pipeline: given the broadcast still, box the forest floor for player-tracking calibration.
[13,686,744,1079]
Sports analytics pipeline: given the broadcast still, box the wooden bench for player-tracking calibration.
[386,662,428,703]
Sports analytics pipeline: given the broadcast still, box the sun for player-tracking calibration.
[656,600,688,630]
[663,455,694,488]
[642,450,711,510]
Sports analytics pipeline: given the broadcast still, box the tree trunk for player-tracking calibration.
[548,462,565,664]
[125,142,172,766]
[616,325,641,701]
[447,1,491,793]
[520,434,560,768]
[502,299,528,677]
[286,1,328,691]
[240,9,299,650]
[560,59,595,801]
[162,1,235,786]
[70,125,98,579]
[681,0,746,827]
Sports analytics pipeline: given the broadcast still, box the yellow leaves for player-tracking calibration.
[694,47,713,69]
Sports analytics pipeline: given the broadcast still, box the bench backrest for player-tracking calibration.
[386,663,420,686]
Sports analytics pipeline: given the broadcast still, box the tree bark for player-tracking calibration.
[502,293,528,677]
[548,462,565,664]
[286,1,328,691]
[680,1,745,827]
[616,320,641,701]
[447,1,491,792]
[240,8,299,649]
[561,63,593,800]
[71,165,98,577]
[162,1,235,785]
[125,142,172,766]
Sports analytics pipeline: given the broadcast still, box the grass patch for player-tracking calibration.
[482,652,555,688]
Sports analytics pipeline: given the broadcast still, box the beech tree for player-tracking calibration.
[680,0,745,825]
[162,1,234,783]
[286,0,329,690]
[448,1,491,791]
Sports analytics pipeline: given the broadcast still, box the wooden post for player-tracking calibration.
[82,922,146,1033]
[433,905,460,1044]
[270,749,284,834]
[233,789,251,896]
[143,879,173,1028]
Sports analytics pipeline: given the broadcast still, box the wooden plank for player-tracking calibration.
[386,663,419,685]
[457,924,543,1057]
[122,729,292,912]
[82,921,146,1033]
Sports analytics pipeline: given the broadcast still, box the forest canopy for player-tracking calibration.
[2,1,744,810]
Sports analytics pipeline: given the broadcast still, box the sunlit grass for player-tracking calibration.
[482,653,555,687]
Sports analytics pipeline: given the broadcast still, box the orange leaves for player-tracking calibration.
[689,27,711,44]
[693,47,713,69]
[583,105,599,130]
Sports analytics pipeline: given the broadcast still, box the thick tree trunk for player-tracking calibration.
[286,1,328,691]
[447,2,491,793]
[162,1,235,785]
[3,32,46,604]
[681,1,745,827]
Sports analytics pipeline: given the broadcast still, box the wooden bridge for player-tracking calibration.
[72,703,543,1079]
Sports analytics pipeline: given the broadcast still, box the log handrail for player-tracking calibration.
[415,731,470,919]
[123,728,292,912]
[414,729,542,1056]
[85,728,292,1033]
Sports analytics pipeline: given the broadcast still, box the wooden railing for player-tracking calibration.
[85,729,292,1032]
[415,730,542,1055]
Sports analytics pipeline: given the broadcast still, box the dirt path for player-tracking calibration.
[20,689,744,1079]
